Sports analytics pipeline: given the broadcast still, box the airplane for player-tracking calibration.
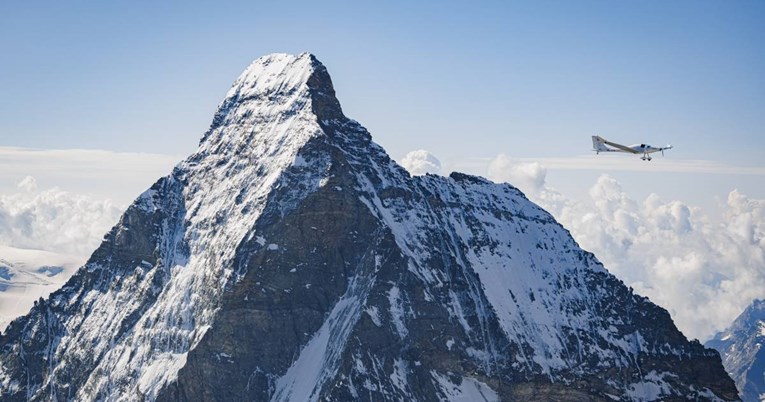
[592,135,673,161]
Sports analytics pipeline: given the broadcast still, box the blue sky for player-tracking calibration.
[2,1,763,158]
[1,0,764,202]
[1,1,764,340]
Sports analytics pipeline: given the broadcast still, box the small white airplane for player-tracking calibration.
[592,135,673,161]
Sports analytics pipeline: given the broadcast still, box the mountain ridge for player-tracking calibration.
[0,53,738,401]
[707,299,765,402]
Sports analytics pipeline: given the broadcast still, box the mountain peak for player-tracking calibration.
[200,52,342,147]
[749,298,765,311]
[0,52,739,401]
[707,299,765,401]
[227,53,316,102]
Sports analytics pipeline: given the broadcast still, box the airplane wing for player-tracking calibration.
[601,138,639,154]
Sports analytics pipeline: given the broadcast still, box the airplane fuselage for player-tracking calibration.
[627,144,663,154]
[592,136,673,161]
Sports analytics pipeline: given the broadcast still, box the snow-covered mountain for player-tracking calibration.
[707,299,765,402]
[0,245,83,332]
[0,53,738,401]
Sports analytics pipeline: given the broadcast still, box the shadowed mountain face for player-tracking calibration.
[707,299,765,402]
[0,53,738,401]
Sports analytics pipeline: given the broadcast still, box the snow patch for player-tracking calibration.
[625,371,676,401]
[389,358,409,394]
[431,371,499,402]
[365,306,382,327]
[448,290,472,335]
[136,353,187,400]
[388,285,408,339]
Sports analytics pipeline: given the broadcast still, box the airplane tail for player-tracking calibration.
[592,136,611,154]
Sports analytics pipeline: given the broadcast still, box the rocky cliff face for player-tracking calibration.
[0,53,738,401]
[707,299,765,402]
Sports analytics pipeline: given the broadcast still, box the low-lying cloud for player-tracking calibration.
[399,150,442,176]
[487,153,765,341]
[0,176,124,256]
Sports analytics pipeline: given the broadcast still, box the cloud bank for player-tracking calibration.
[0,176,124,256]
[0,146,179,257]
[487,153,765,341]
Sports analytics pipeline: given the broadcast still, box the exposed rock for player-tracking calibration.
[707,299,765,402]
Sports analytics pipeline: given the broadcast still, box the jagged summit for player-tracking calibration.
[0,53,738,401]
[232,53,317,97]
[201,52,343,147]
[707,299,765,401]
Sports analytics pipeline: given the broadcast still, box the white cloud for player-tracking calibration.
[487,155,765,341]
[487,154,547,195]
[0,146,179,257]
[400,150,442,176]
[0,176,124,257]
[16,176,38,193]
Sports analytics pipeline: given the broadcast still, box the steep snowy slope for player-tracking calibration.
[707,299,765,402]
[0,53,738,401]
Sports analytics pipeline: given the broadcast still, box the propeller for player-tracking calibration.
[662,144,672,157]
